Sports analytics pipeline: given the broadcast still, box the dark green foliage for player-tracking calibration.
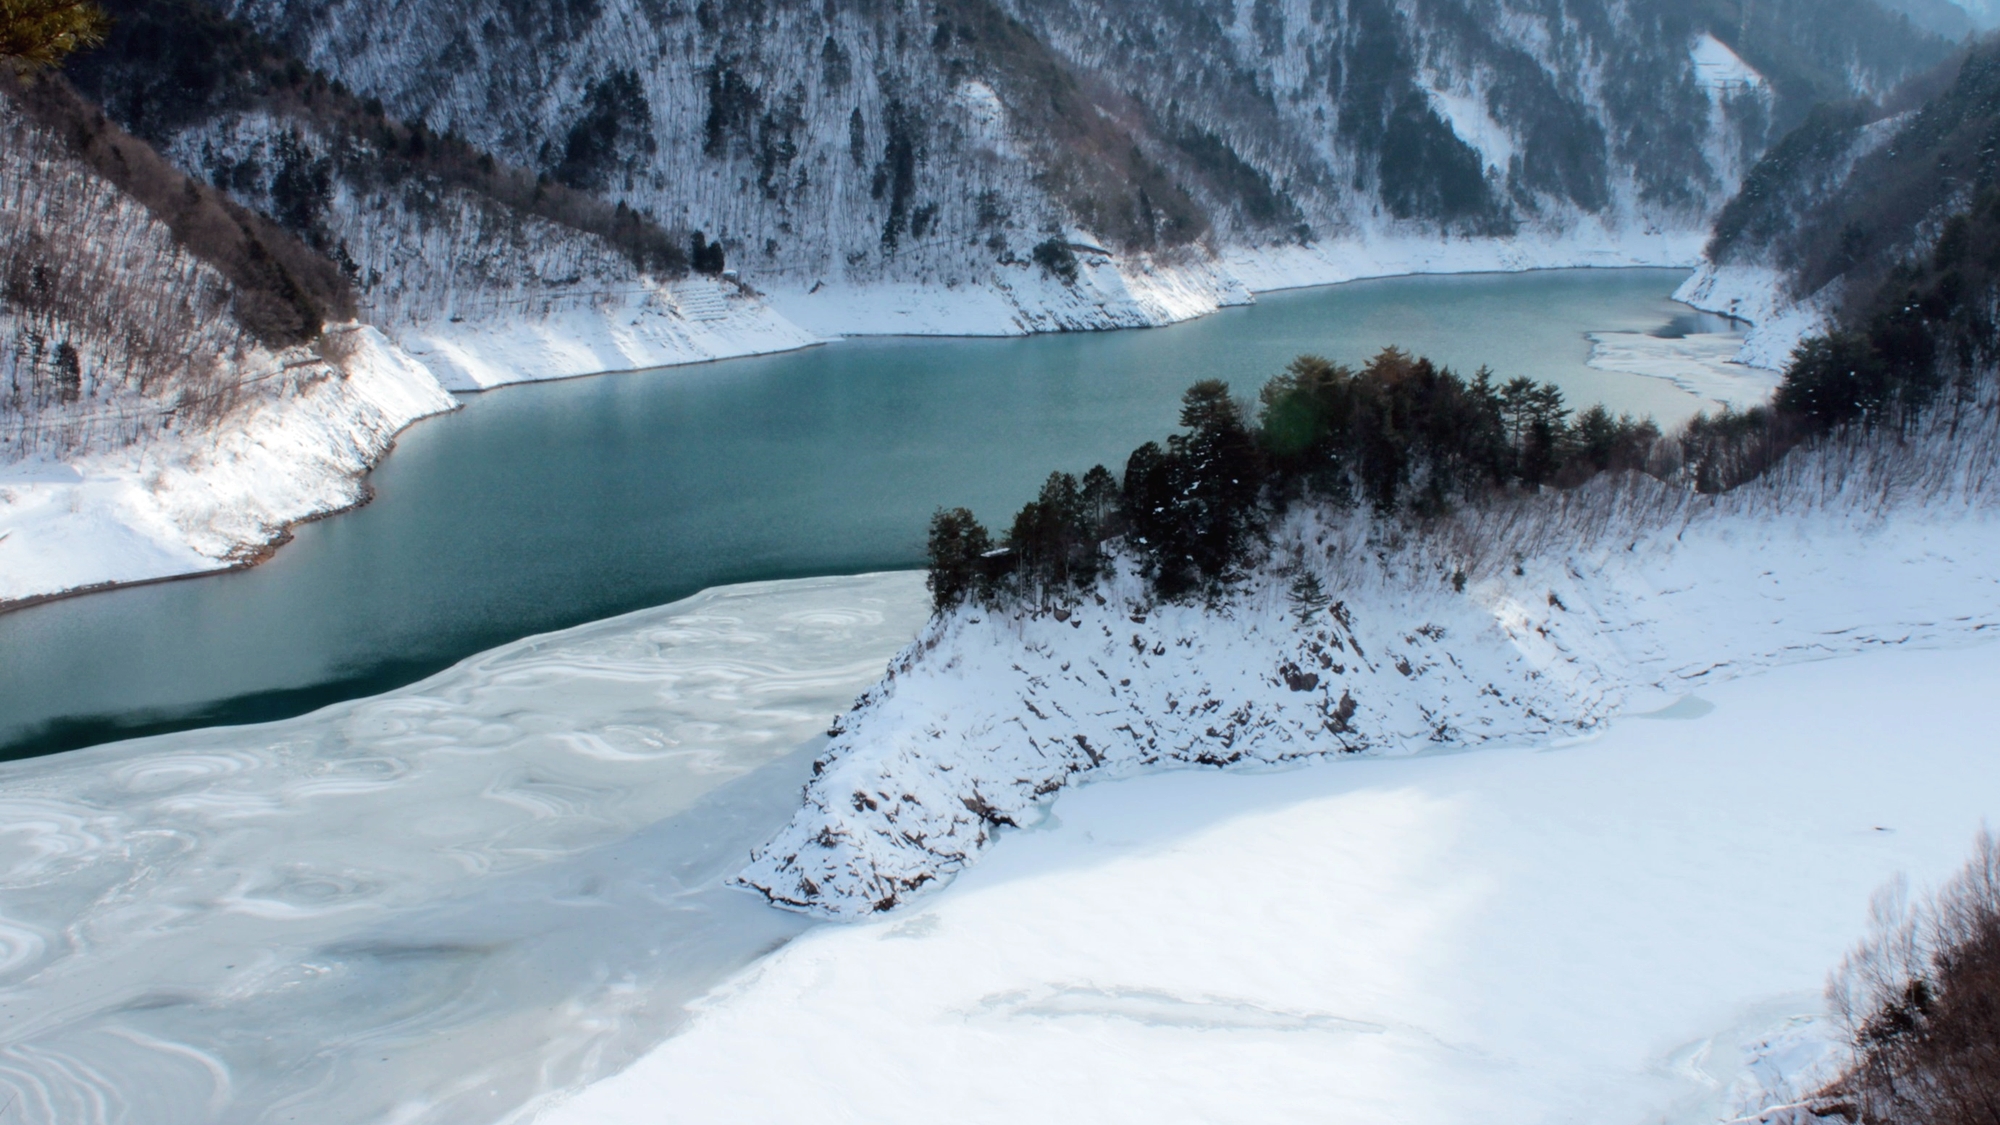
[1773,183,2000,442]
[1776,331,1895,430]
[1260,351,1516,513]
[1288,571,1330,623]
[702,60,758,158]
[553,68,654,191]
[1120,381,1262,599]
[1168,127,1300,231]
[689,231,725,275]
[754,86,804,200]
[1378,93,1497,225]
[1029,237,1076,283]
[927,348,1671,607]
[873,98,921,251]
[268,126,332,243]
[926,507,993,612]
[819,35,851,90]
[1006,471,1104,600]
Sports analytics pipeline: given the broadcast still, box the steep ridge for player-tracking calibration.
[215,0,1949,312]
[1681,37,2000,369]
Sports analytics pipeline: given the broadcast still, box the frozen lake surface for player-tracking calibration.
[0,573,930,1124]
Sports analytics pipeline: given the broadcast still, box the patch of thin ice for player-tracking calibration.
[1586,327,1782,411]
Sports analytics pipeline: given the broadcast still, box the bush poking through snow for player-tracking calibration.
[1820,830,2000,1125]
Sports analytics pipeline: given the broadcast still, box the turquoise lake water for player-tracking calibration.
[0,268,1726,757]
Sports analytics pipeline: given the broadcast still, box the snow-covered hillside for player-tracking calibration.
[0,95,457,604]
[740,399,2000,916]
[215,0,1945,320]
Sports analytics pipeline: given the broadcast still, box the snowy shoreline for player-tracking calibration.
[0,238,1721,609]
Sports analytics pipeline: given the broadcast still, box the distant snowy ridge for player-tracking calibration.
[738,407,2000,917]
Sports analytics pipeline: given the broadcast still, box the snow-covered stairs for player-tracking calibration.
[671,280,730,322]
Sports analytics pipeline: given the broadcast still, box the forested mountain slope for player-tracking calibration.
[1681,35,2000,370]
[0,82,454,601]
[212,0,1949,311]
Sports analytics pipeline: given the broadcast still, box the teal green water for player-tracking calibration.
[0,269,1723,756]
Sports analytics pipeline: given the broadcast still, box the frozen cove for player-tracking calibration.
[546,641,2000,1125]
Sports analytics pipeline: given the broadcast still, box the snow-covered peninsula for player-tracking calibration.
[739,413,2000,917]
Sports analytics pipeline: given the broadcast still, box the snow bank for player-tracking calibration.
[543,639,2000,1125]
[394,281,822,391]
[0,327,454,604]
[1675,261,1835,370]
[739,424,2000,917]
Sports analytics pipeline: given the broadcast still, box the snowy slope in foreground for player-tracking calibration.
[0,327,454,604]
[542,641,2000,1125]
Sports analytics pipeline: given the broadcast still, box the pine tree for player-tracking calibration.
[0,0,107,72]
[925,507,991,612]
[1288,570,1331,622]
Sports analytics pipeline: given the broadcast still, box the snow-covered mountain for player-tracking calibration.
[0,0,1961,601]
[214,0,1945,306]
[1680,38,2000,368]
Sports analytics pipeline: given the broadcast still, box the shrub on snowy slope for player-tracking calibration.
[1816,830,2000,1125]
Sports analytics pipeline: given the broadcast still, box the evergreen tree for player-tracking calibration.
[0,0,107,72]
[925,507,991,612]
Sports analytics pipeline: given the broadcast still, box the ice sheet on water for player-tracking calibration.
[0,571,930,1125]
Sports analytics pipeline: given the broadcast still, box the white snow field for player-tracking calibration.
[539,639,2000,1125]
[0,573,930,1125]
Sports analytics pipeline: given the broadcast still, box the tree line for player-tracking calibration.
[927,348,1662,610]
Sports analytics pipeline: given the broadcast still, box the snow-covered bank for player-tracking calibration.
[393,280,822,391]
[0,571,929,1125]
[740,409,2000,916]
[766,249,1254,338]
[1675,261,1834,371]
[1221,226,1709,294]
[544,640,2000,1125]
[0,327,454,605]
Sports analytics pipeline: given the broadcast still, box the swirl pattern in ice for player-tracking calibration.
[0,571,930,1125]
